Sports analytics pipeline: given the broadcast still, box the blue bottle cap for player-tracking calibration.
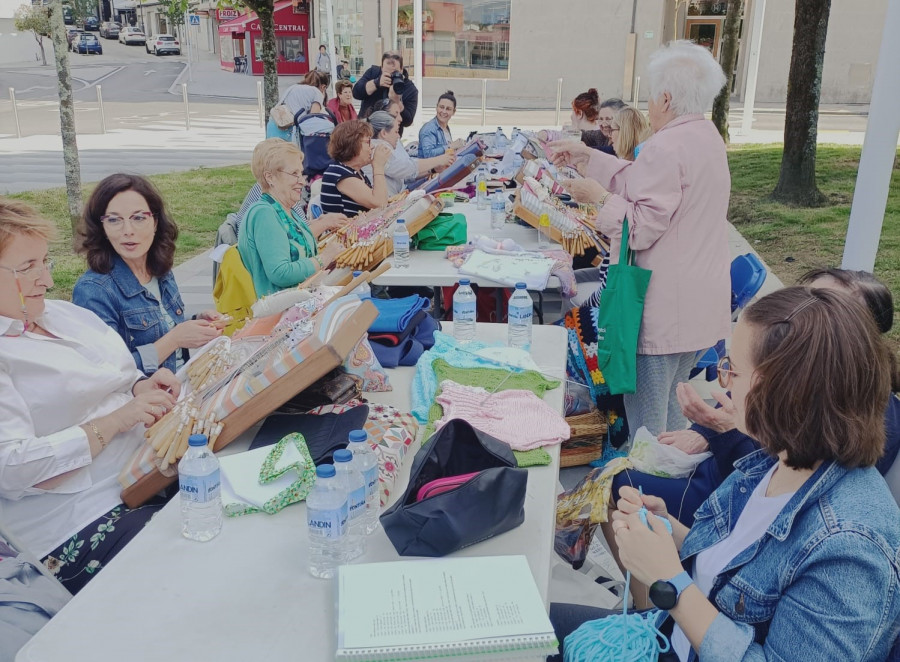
[188,434,207,447]
[348,429,367,444]
[396,218,405,224]
[459,278,470,286]
[333,449,352,463]
[515,282,526,289]
[316,464,336,478]
[352,270,362,277]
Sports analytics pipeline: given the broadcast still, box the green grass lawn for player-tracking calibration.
[728,144,899,349]
[8,145,899,349]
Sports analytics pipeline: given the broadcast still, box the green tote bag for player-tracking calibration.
[594,218,652,395]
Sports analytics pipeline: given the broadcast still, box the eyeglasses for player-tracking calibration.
[278,170,306,182]
[717,356,736,388]
[0,257,54,282]
[100,211,154,229]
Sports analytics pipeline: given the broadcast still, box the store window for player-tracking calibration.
[255,37,306,62]
[318,0,364,76]
[397,0,511,79]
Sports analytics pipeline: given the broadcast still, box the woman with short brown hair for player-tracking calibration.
[553,286,900,661]
[319,119,392,217]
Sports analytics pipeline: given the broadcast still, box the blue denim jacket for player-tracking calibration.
[417,117,450,158]
[72,256,186,375]
[675,449,900,661]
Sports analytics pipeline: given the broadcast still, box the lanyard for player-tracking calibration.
[261,193,318,262]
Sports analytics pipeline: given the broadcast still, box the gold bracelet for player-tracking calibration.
[373,171,385,176]
[89,421,108,450]
[598,192,611,208]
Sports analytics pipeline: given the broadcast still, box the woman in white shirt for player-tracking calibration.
[362,111,454,197]
[0,198,179,594]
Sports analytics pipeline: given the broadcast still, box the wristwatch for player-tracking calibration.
[649,571,693,610]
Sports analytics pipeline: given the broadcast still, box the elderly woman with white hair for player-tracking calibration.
[551,40,731,441]
[361,111,455,197]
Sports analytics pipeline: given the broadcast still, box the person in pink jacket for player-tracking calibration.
[327,80,358,124]
[551,40,731,440]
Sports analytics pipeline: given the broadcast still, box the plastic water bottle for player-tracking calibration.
[393,218,410,268]
[333,449,367,560]
[351,271,371,298]
[307,464,348,578]
[494,126,508,153]
[538,212,551,249]
[475,166,488,210]
[347,430,379,534]
[178,434,223,542]
[491,191,506,230]
[507,282,533,350]
[453,278,477,342]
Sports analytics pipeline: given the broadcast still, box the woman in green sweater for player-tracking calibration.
[238,139,347,297]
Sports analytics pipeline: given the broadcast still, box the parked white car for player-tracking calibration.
[118,27,145,45]
[145,34,181,55]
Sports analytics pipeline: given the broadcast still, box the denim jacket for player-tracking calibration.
[417,116,450,158]
[72,256,186,375]
[675,450,900,662]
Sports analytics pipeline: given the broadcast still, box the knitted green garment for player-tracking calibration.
[513,447,553,467]
[424,358,561,438]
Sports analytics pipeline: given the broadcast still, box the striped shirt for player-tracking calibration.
[320,162,372,218]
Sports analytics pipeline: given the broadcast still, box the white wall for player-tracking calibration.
[0,0,22,20]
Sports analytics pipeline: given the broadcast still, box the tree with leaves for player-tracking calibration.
[159,0,188,32]
[50,0,83,234]
[772,0,831,206]
[711,0,743,142]
[14,4,51,67]
[69,0,98,24]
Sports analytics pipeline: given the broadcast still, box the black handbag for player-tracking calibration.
[380,419,528,557]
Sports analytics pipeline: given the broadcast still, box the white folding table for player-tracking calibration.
[17,322,568,662]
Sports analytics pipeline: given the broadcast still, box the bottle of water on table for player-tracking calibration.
[475,165,488,210]
[393,218,410,269]
[347,430,380,534]
[453,278,477,343]
[179,434,223,542]
[491,191,506,230]
[507,282,533,350]
[538,212,551,249]
[307,464,348,578]
[333,449,367,560]
[494,126,508,153]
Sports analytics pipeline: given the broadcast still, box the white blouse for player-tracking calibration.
[0,300,147,557]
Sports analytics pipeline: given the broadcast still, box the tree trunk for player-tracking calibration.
[257,4,279,117]
[772,0,831,206]
[50,0,83,235]
[33,33,47,66]
[711,0,743,142]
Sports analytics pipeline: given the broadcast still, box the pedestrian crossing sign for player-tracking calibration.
[189,14,200,25]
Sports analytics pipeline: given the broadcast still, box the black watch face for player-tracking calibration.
[649,580,677,610]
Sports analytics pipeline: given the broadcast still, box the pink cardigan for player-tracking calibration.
[586,114,732,355]
[326,97,357,123]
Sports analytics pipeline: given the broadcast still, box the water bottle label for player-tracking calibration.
[308,506,347,539]
[509,303,532,322]
[179,469,220,504]
[454,300,476,323]
[394,235,410,251]
[363,465,378,498]
[348,485,366,516]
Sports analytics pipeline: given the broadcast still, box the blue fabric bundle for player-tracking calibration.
[366,295,430,333]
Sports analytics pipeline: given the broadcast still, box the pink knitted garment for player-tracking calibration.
[434,381,570,451]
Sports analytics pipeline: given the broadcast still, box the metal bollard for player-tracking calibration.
[96,85,106,134]
[9,88,21,139]
[182,83,191,130]
[555,77,563,127]
[257,80,264,129]
[481,79,487,128]
[633,76,641,108]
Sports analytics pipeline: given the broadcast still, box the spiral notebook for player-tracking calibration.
[335,555,558,661]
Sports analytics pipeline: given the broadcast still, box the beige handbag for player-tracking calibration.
[270,104,294,129]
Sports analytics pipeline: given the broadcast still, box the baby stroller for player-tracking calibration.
[294,109,337,179]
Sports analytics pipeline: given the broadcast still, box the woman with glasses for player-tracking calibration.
[320,119,392,218]
[238,139,348,298]
[552,286,900,662]
[72,174,223,376]
[605,268,900,531]
[73,174,223,374]
[0,197,180,594]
